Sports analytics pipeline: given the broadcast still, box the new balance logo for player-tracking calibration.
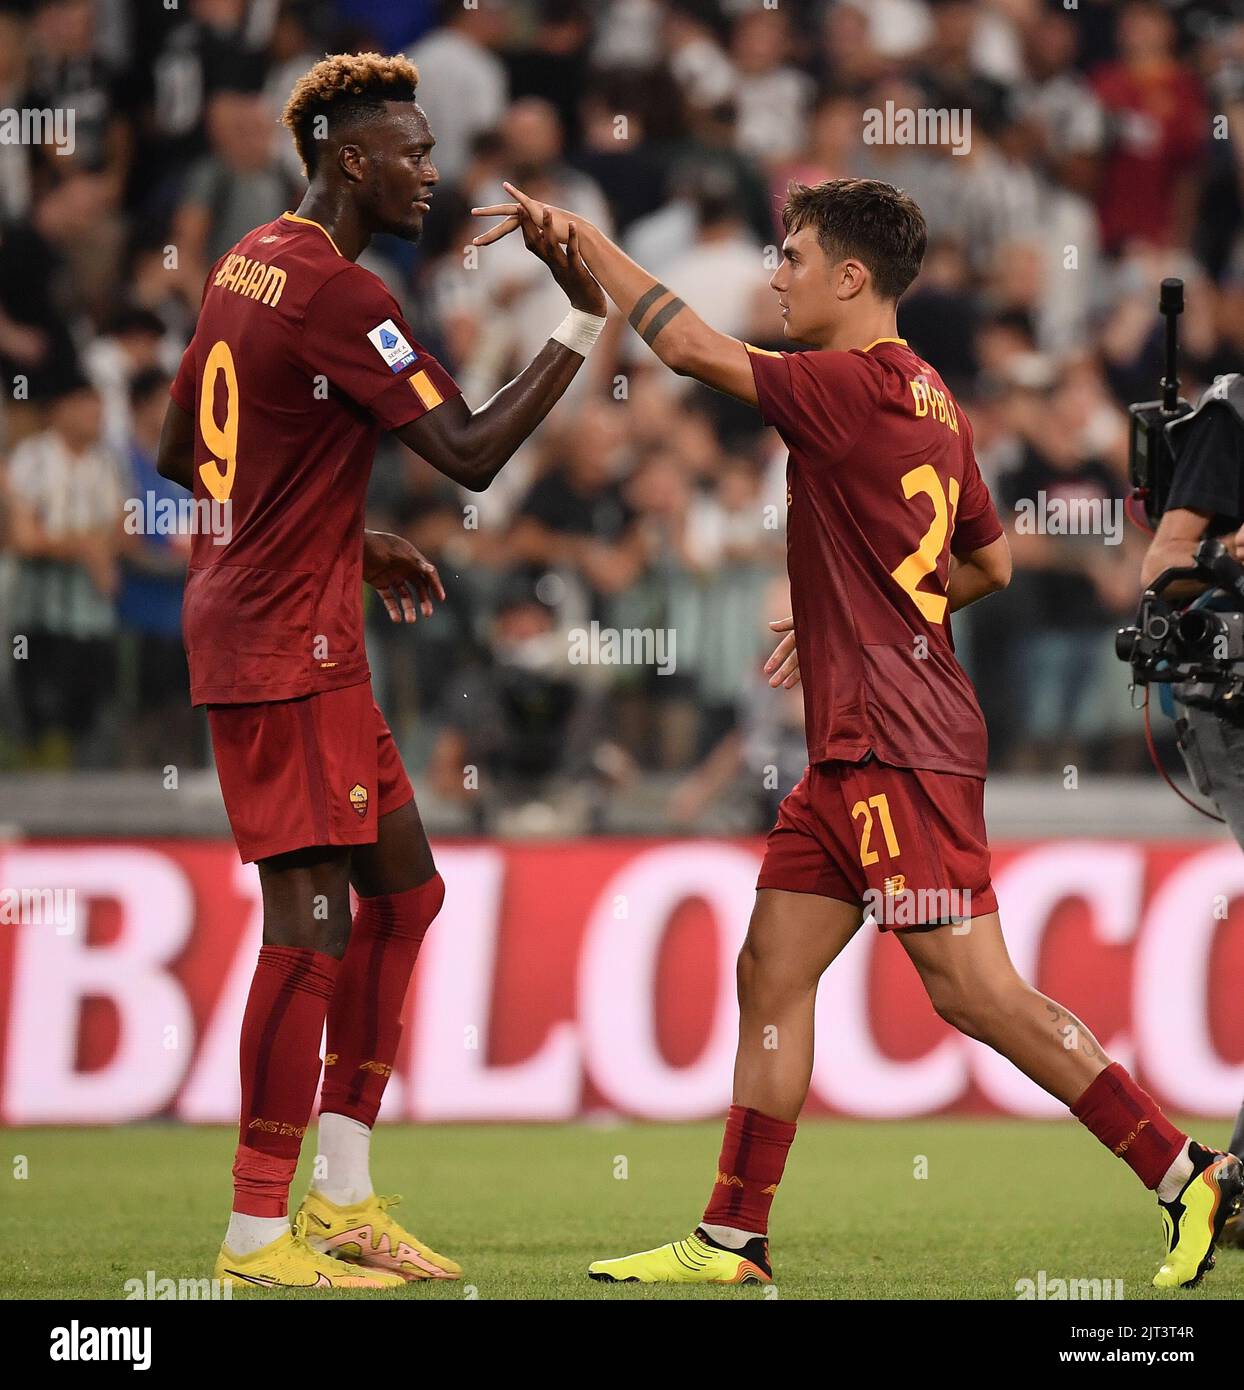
[715,1171,744,1189]
[359,1060,392,1077]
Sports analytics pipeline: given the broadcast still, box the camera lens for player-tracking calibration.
[1176,611,1212,649]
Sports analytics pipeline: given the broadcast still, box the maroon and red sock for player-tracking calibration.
[1071,1062,1188,1189]
[702,1104,797,1235]
[233,945,339,1216]
[320,873,445,1129]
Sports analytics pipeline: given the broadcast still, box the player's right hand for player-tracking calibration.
[512,204,606,317]
[765,615,799,689]
[472,181,574,248]
[472,184,605,316]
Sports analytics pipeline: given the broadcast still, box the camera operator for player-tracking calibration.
[1138,372,1244,1188]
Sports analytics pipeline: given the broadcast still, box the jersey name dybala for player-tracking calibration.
[748,338,1002,778]
[170,212,460,705]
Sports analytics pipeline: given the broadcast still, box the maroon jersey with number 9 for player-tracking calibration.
[170,212,460,706]
[747,337,1002,778]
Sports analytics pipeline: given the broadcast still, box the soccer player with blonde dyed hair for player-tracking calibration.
[475,177,1243,1291]
[158,53,608,1289]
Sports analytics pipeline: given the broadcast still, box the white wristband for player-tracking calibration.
[551,307,607,357]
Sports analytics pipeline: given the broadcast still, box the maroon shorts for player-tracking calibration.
[757,758,997,929]
[207,681,414,863]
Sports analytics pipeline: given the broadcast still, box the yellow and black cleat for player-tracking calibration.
[589,1228,772,1285]
[1153,1143,1244,1289]
[213,1211,405,1290]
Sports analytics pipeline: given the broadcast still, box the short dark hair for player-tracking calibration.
[281,52,421,179]
[106,307,166,340]
[782,178,927,301]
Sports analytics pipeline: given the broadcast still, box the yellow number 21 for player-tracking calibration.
[851,793,901,866]
[889,464,960,624]
[198,338,239,503]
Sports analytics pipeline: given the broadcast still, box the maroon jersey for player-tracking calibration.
[747,337,1002,778]
[170,212,460,705]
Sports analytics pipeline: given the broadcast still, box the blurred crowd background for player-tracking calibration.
[1,0,1242,832]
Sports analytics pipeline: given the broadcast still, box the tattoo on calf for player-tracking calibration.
[1045,1001,1102,1059]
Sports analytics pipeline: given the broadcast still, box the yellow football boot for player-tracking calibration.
[589,1228,771,1285]
[1153,1144,1244,1289]
[213,1211,405,1290]
[296,1190,461,1281]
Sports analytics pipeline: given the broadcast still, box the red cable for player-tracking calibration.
[1124,493,1155,536]
[1140,686,1224,822]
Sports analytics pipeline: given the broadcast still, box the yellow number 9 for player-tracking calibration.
[199,339,239,502]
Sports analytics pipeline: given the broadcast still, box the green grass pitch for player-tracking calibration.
[3,1119,1240,1300]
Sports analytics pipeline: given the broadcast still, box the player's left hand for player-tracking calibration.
[362,529,446,624]
[764,615,800,689]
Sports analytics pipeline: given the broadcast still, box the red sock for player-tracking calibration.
[702,1104,797,1235]
[320,873,445,1128]
[1071,1062,1188,1190]
[233,945,339,1217]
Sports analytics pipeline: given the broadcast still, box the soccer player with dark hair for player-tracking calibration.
[157,53,607,1289]
[474,176,1243,1290]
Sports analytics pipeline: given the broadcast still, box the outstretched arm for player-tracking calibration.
[395,338,587,493]
[399,213,607,492]
[474,184,759,406]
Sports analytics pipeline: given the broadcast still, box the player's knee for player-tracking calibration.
[736,938,757,1001]
[321,916,353,958]
[421,870,446,930]
[928,983,1009,1043]
[260,885,352,956]
[264,914,351,958]
[376,870,445,943]
[736,935,807,1007]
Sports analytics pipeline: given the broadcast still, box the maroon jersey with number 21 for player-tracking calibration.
[170,211,460,706]
[747,337,1003,779]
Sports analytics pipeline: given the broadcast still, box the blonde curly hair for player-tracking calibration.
[281,52,421,178]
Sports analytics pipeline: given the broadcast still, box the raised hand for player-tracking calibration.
[472,184,604,316]
[472,181,575,247]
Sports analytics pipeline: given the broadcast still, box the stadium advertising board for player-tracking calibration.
[1,838,1241,1124]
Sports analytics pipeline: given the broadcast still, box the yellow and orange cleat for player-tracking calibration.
[296,1190,461,1281]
